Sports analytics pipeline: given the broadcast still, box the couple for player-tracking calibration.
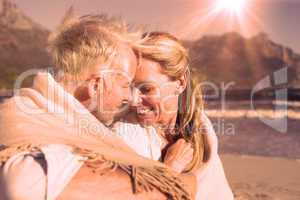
[0,14,233,200]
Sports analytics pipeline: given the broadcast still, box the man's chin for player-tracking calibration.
[92,111,113,126]
[93,109,129,125]
[113,110,130,122]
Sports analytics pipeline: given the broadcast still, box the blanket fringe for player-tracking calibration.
[0,144,40,167]
[0,144,192,200]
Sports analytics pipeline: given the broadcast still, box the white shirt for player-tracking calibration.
[112,122,162,161]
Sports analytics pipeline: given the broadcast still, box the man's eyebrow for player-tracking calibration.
[90,73,102,78]
[115,73,132,83]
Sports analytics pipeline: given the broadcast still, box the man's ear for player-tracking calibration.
[87,77,100,99]
[87,75,113,98]
[74,82,90,102]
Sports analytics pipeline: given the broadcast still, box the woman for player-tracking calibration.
[130,32,234,199]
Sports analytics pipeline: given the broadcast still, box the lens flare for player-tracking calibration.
[174,0,263,40]
[215,0,248,15]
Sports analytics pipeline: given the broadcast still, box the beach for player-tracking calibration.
[221,154,300,200]
[207,101,300,200]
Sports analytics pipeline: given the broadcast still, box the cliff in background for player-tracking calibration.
[186,32,300,89]
[0,0,51,89]
[0,0,300,91]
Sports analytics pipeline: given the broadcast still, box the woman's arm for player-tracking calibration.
[163,139,197,198]
[1,151,196,200]
[0,153,168,200]
[58,165,197,200]
[57,165,168,200]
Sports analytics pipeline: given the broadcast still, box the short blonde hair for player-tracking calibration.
[48,14,139,80]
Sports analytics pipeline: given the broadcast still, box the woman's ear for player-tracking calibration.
[176,74,187,94]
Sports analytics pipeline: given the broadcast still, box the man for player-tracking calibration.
[0,15,195,200]
[49,15,137,126]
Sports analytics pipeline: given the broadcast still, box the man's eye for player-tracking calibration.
[122,83,131,88]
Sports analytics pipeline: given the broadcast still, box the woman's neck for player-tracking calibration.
[156,111,178,141]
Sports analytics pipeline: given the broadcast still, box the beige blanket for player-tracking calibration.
[0,73,191,200]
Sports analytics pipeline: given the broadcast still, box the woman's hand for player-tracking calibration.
[163,139,194,173]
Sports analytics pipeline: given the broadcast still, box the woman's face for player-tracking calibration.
[132,58,180,127]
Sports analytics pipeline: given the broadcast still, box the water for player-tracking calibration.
[0,95,11,103]
[0,96,6,103]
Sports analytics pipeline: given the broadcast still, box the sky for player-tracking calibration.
[11,0,300,53]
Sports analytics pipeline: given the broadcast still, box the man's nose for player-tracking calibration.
[130,87,142,106]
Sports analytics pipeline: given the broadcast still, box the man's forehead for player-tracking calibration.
[111,43,137,79]
[89,66,133,82]
[88,42,137,80]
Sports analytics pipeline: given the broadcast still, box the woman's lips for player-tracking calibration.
[136,106,156,119]
[137,107,151,114]
[137,106,153,115]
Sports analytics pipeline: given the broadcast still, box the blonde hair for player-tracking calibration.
[48,14,140,80]
[134,32,205,172]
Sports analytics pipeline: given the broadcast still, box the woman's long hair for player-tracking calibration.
[133,32,206,172]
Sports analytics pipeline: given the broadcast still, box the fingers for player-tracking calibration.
[176,139,186,146]
[164,139,193,160]
[181,150,193,168]
[163,138,194,173]
[181,142,191,155]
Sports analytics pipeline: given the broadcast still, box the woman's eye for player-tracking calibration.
[140,87,151,93]
[140,86,154,94]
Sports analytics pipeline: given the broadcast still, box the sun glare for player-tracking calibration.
[215,0,248,15]
[176,0,261,40]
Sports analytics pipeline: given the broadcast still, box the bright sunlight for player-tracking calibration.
[215,0,248,16]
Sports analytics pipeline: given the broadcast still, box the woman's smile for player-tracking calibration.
[135,101,158,124]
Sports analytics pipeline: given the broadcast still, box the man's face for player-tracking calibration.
[90,44,137,125]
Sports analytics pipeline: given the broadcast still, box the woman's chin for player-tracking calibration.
[137,116,156,127]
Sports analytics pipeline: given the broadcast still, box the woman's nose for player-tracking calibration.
[130,87,142,106]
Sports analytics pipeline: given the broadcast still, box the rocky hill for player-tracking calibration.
[0,0,51,89]
[0,0,299,91]
[186,32,300,89]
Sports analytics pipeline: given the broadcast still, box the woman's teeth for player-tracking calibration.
[137,107,152,114]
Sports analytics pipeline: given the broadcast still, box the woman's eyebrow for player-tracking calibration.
[133,81,156,86]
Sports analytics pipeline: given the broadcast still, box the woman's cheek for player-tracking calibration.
[160,95,178,114]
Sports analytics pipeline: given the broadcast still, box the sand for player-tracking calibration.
[206,101,300,199]
[221,154,300,200]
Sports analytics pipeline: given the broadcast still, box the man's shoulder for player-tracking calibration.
[0,144,85,200]
[0,150,47,200]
